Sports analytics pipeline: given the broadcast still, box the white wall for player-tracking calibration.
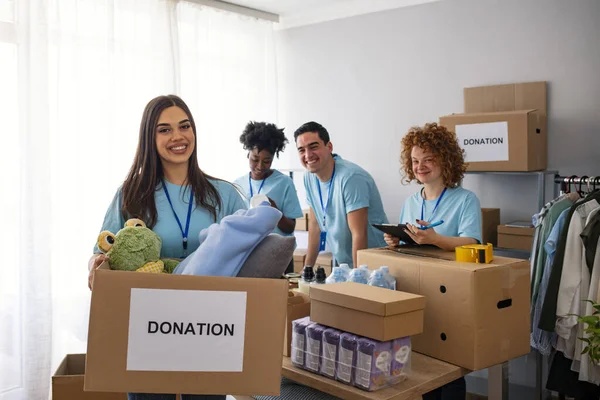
[275,0,600,226]
[275,0,600,393]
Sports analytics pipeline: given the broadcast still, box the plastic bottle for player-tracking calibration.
[339,263,352,281]
[298,265,315,294]
[358,265,371,284]
[368,270,391,289]
[348,268,368,284]
[326,266,347,284]
[379,266,396,290]
[312,267,327,285]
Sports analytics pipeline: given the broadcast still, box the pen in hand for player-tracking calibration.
[419,220,444,230]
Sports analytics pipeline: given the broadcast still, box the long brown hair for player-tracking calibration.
[121,95,222,227]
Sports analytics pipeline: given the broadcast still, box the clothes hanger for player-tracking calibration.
[568,175,578,194]
[579,176,589,197]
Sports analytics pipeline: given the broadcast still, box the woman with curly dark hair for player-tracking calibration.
[384,122,482,252]
[234,121,303,236]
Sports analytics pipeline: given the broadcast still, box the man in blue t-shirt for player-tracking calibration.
[294,121,388,268]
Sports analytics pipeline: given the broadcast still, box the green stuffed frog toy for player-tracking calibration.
[97,218,180,273]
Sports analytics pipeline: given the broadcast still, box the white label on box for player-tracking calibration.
[305,336,321,372]
[376,350,391,372]
[455,121,509,162]
[356,351,372,388]
[320,342,337,377]
[337,347,354,382]
[126,288,247,372]
[291,331,305,365]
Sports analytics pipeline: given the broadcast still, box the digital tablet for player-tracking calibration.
[372,223,417,245]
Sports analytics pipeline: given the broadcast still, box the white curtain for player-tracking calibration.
[0,1,277,399]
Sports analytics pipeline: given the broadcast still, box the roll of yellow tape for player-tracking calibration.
[455,243,494,264]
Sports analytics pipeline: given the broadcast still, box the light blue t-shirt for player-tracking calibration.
[399,186,482,243]
[94,179,247,258]
[234,169,303,237]
[304,155,389,268]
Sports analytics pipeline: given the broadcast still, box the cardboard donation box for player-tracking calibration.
[309,282,425,341]
[440,81,547,172]
[53,354,126,400]
[283,291,311,357]
[357,247,530,371]
[85,269,287,395]
[481,208,501,246]
[498,224,535,251]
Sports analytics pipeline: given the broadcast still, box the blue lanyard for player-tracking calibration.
[248,172,268,197]
[316,164,336,229]
[421,187,447,222]
[161,180,193,255]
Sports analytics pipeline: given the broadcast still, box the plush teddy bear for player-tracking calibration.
[97,218,180,273]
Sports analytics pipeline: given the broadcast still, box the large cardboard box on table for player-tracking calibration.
[440,81,547,172]
[357,246,530,371]
[53,354,126,400]
[85,268,287,395]
[497,224,535,251]
[309,282,425,341]
[292,250,333,275]
[283,291,311,357]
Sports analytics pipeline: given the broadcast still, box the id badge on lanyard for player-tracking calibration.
[317,165,335,252]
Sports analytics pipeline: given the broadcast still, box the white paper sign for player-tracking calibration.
[126,288,247,372]
[455,121,509,162]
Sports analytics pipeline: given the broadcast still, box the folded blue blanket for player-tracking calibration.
[173,202,282,277]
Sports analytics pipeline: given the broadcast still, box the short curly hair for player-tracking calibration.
[239,121,288,158]
[400,123,467,187]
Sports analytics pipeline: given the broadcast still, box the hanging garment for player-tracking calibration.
[530,196,574,315]
[530,209,569,355]
[540,191,600,331]
[555,201,599,352]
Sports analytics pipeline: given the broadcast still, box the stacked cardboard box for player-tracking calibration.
[440,81,547,172]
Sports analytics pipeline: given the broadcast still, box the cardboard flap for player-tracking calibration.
[309,282,425,316]
[441,109,538,120]
[464,81,547,115]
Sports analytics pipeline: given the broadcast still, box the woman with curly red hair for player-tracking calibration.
[384,122,482,252]
[386,123,482,399]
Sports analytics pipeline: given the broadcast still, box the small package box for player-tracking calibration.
[481,208,501,246]
[85,269,287,395]
[293,249,307,273]
[357,246,530,371]
[53,354,126,400]
[295,209,310,231]
[439,81,547,172]
[309,282,425,342]
[498,224,535,251]
[283,291,311,357]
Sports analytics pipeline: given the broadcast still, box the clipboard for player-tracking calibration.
[372,223,417,245]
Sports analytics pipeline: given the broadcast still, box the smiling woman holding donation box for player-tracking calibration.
[88,94,246,400]
[384,123,482,400]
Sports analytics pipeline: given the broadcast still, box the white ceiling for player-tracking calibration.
[227,0,442,29]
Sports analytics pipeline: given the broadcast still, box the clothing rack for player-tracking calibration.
[540,174,600,400]
[554,175,600,194]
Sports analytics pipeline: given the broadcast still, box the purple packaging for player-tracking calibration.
[291,316,311,368]
[390,336,411,384]
[305,323,325,373]
[320,328,342,378]
[336,332,358,385]
[355,338,392,391]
